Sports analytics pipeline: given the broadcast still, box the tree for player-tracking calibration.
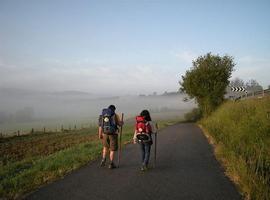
[245,79,263,92]
[180,53,235,116]
[230,77,245,87]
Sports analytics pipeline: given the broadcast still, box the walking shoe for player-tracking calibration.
[140,164,147,171]
[108,162,116,169]
[100,159,106,167]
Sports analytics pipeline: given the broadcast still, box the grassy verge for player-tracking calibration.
[0,118,181,199]
[200,97,270,200]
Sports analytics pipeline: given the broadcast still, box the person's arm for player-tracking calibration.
[98,115,103,139]
[116,114,124,126]
[98,126,103,139]
[150,121,157,133]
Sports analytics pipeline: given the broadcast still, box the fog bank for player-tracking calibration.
[0,89,196,134]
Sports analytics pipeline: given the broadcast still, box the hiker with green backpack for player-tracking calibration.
[98,105,124,169]
[133,109,157,171]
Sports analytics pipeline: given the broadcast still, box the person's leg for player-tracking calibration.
[108,135,118,169]
[100,134,109,167]
[110,150,115,162]
[139,143,146,170]
[108,150,116,169]
[140,143,145,164]
[102,147,108,160]
[144,143,151,167]
[100,147,108,166]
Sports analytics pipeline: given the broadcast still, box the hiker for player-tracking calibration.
[133,109,157,171]
[98,105,123,169]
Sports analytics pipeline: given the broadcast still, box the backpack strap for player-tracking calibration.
[112,114,118,130]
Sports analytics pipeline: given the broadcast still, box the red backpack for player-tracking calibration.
[135,116,152,141]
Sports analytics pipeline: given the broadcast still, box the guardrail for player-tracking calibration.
[238,88,270,100]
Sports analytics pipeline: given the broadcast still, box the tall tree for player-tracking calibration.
[180,53,235,116]
[230,77,245,87]
[245,79,263,92]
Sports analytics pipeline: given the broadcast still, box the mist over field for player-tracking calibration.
[0,88,196,134]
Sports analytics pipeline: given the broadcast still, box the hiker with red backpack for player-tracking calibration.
[98,105,123,169]
[133,110,157,171]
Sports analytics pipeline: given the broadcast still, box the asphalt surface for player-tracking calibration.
[25,123,242,200]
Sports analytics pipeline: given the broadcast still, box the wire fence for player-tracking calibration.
[0,121,98,139]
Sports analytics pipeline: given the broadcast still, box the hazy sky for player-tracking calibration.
[0,0,269,95]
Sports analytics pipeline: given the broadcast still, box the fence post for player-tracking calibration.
[31,128,34,134]
[61,125,64,132]
[17,130,20,136]
[74,125,76,130]
[43,127,46,133]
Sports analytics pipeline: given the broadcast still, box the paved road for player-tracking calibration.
[25,123,242,200]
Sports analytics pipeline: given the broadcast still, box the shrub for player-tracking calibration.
[184,108,202,122]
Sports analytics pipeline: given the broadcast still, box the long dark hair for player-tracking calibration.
[140,110,152,121]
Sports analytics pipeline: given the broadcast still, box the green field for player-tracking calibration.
[0,116,183,199]
[200,97,270,200]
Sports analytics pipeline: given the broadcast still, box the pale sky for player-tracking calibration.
[0,0,269,95]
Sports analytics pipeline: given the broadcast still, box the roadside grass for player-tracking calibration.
[0,118,182,199]
[0,140,102,199]
[200,97,270,200]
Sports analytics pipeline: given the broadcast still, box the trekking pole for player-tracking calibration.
[154,123,158,168]
[118,113,124,168]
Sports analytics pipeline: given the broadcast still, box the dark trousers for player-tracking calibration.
[140,142,151,166]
